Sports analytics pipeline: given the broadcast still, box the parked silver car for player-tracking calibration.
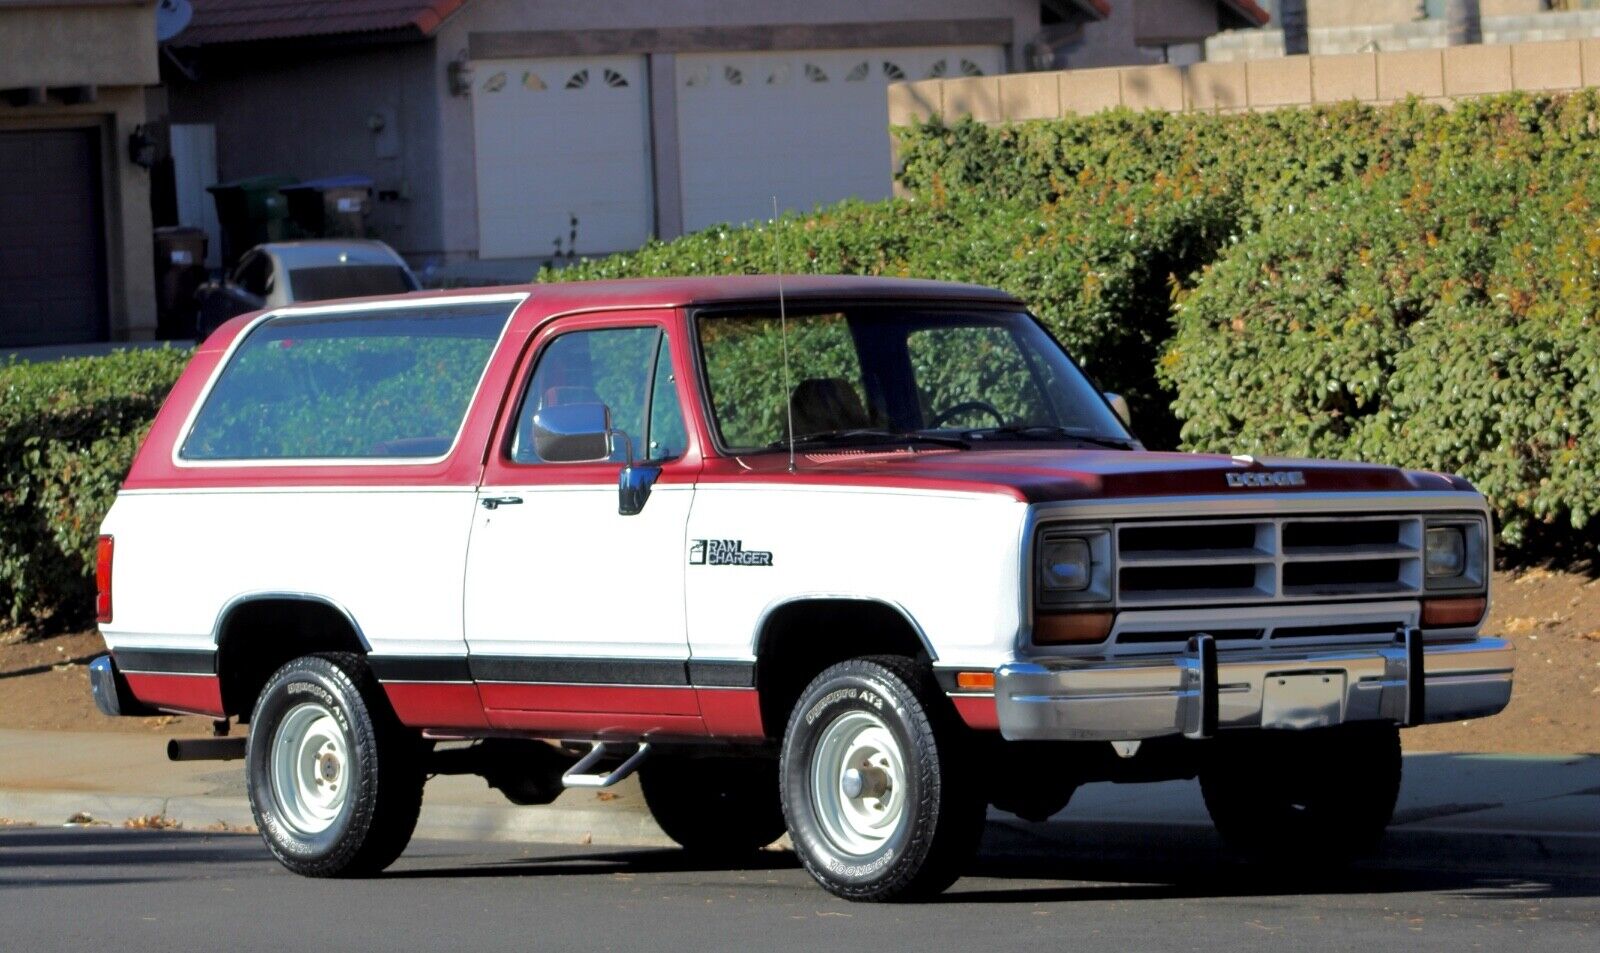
[194,239,420,339]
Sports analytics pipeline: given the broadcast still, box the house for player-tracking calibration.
[1209,1,1600,59]
[162,1,1268,281]
[0,0,161,347]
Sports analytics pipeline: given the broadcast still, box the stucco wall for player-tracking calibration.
[0,2,159,88]
[167,42,445,263]
[1,2,158,340]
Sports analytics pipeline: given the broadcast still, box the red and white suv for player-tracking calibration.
[89,276,1512,900]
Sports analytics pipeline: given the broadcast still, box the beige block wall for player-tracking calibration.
[889,38,1600,126]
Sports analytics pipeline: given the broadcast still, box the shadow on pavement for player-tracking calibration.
[0,827,259,890]
[381,846,801,880]
[385,813,1600,904]
[952,844,1598,904]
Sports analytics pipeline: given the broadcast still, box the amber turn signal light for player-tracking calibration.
[955,671,995,691]
[1421,595,1486,628]
[1033,611,1114,645]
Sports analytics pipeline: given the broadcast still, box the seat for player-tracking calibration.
[789,378,869,437]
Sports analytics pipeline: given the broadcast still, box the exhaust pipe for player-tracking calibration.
[167,737,247,762]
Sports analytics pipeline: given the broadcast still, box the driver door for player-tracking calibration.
[462,311,702,734]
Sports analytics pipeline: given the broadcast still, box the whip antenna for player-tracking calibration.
[773,197,797,472]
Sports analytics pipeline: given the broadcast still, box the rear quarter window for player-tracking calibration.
[179,300,515,462]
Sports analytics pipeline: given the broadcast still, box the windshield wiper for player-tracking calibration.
[765,428,970,451]
[961,425,1137,450]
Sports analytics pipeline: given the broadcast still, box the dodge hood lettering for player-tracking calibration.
[1226,470,1307,488]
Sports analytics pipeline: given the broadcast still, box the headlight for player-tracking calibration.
[1035,529,1111,607]
[1040,538,1092,592]
[1425,526,1466,578]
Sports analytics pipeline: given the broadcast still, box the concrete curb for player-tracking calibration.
[0,790,677,849]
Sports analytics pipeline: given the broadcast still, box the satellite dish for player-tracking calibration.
[156,0,194,43]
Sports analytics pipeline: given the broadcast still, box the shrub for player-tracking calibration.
[1159,156,1598,544]
[0,348,188,630]
[547,178,1238,447]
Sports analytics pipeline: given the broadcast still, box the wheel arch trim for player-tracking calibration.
[210,591,374,652]
[750,593,938,662]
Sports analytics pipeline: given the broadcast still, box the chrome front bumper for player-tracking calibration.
[994,632,1514,742]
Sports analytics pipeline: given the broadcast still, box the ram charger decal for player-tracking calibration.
[688,539,774,567]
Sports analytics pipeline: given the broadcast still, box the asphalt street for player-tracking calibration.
[3,821,1596,953]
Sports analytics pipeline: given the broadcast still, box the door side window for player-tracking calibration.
[233,252,273,298]
[510,326,688,464]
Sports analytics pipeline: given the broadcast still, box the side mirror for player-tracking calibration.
[1104,392,1132,429]
[619,464,660,516]
[531,402,613,463]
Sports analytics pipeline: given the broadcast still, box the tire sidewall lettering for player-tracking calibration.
[788,671,926,887]
[248,663,364,860]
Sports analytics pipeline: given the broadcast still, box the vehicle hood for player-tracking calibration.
[725,447,1475,503]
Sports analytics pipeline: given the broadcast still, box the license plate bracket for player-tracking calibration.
[1261,671,1346,730]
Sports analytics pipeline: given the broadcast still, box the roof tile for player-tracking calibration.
[176,0,466,46]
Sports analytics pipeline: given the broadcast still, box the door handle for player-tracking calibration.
[480,496,523,510]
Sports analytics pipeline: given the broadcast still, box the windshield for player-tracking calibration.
[694,307,1133,453]
[288,264,418,302]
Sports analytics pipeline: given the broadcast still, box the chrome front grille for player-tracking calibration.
[1113,515,1423,608]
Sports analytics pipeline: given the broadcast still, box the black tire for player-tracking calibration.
[246,652,424,877]
[780,656,984,902]
[639,756,786,858]
[1200,722,1402,864]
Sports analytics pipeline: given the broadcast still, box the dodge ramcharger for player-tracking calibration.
[88,276,1514,901]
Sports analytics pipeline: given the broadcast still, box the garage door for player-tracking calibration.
[676,46,1004,233]
[471,55,654,259]
[0,128,108,347]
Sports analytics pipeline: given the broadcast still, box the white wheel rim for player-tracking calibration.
[809,710,908,857]
[269,701,351,837]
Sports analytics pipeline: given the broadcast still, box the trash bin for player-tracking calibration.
[281,175,374,239]
[207,175,297,268]
[152,226,209,340]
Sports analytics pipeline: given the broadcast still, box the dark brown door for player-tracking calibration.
[0,128,109,347]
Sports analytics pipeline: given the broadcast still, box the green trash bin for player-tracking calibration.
[207,175,297,268]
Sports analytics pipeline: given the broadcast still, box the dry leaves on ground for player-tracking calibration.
[124,814,181,830]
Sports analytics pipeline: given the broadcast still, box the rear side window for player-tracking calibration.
[180,301,515,462]
[288,265,418,302]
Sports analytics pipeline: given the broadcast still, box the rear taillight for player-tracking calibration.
[95,535,113,623]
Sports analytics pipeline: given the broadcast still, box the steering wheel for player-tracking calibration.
[929,400,1006,429]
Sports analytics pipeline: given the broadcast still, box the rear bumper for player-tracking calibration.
[88,655,158,718]
[994,632,1513,742]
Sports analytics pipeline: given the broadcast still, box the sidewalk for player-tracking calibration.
[3,729,1596,875]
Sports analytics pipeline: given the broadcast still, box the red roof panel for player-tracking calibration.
[175,0,467,46]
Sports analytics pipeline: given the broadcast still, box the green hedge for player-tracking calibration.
[1160,156,1600,544]
[0,349,188,630]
